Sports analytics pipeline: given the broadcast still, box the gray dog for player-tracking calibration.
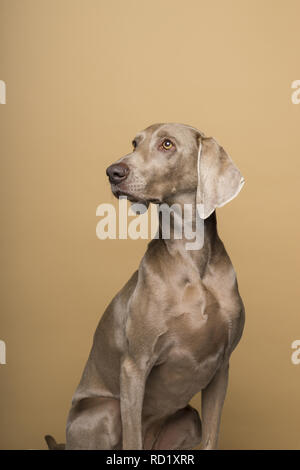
[61,123,245,450]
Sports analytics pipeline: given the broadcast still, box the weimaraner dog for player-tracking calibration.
[63,123,245,450]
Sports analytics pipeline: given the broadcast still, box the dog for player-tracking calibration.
[62,123,245,450]
[45,435,65,450]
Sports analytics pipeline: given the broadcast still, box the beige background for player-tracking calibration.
[0,0,300,449]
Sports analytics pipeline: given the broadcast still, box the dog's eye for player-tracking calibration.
[132,140,137,150]
[161,139,173,150]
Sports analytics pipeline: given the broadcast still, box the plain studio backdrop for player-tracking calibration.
[0,0,299,449]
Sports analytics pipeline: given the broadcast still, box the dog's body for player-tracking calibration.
[65,123,245,450]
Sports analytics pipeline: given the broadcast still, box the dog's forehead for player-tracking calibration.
[133,123,161,143]
[135,123,201,144]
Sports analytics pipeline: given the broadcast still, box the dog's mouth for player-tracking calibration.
[111,185,141,203]
[111,183,160,205]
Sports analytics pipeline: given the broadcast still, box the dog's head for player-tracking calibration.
[106,123,244,218]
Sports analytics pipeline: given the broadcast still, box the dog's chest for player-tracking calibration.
[126,278,230,370]
[126,243,240,354]
[125,278,234,413]
[143,316,228,414]
[155,298,229,369]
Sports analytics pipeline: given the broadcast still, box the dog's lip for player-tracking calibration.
[111,185,144,204]
[110,184,160,205]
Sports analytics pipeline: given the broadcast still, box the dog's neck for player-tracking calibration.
[156,192,218,272]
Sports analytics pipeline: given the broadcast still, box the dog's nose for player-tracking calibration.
[106,162,130,184]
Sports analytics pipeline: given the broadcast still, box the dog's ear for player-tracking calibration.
[196,136,244,219]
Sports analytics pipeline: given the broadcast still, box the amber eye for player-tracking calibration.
[132,140,137,150]
[162,139,173,150]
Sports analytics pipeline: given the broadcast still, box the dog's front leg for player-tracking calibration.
[120,356,148,450]
[201,362,229,450]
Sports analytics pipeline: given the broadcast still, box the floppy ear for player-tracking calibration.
[196,137,245,219]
